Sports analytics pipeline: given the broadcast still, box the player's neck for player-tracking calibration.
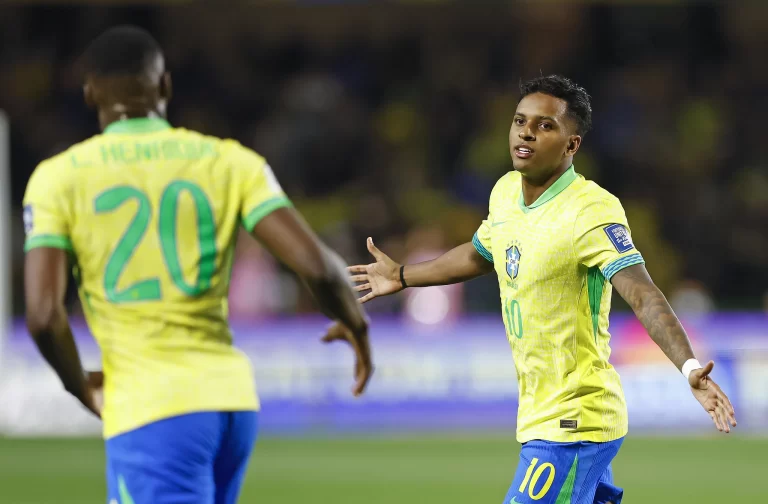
[520,162,571,207]
[99,107,165,132]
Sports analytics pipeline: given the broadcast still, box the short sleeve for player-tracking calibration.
[472,213,494,264]
[573,198,644,281]
[231,144,293,232]
[22,163,73,252]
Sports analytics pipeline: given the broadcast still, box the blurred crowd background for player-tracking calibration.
[2,7,768,502]
[3,2,767,319]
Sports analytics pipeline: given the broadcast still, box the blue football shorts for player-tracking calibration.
[106,411,258,504]
[502,437,624,504]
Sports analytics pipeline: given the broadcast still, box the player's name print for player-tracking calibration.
[68,140,221,168]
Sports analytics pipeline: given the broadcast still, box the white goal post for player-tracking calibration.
[0,110,9,372]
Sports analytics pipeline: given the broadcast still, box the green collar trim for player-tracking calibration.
[518,165,578,213]
[104,117,171,135]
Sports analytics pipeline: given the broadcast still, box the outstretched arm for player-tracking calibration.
[251,207,373,396]
[611,264,694,369]
[349,238,494,304]
[611,264,736,433]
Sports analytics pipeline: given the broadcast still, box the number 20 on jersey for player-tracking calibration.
[95,181,217,303]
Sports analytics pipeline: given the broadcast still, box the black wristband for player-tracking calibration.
[399,265,408,289]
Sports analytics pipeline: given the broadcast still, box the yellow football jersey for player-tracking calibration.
[23,118,292,438]
[473,166,643,443]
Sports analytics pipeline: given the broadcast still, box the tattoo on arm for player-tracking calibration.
[611,264,695,371]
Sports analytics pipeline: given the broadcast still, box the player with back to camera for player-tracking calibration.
[347,75,736,504]
[23,25,373,504]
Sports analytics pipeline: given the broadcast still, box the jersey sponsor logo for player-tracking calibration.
[604,223,634,253]
[506,245,521,279]
[23,205,33,234]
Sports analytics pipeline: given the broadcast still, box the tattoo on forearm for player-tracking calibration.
[614,267,695,370]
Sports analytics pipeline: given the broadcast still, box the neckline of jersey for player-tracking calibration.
[518,165,578,214]
[103,117,172,135]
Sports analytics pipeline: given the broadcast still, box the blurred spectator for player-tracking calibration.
[3,3,767,316]
[229,230,294,318]
[670,280,715,317]
[402,226,464,328]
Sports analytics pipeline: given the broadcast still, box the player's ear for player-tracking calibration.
[565,135,581,157]
[160,72,173,103]
[83,81,95,109]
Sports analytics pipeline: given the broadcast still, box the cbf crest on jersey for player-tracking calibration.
[506,244,522,279]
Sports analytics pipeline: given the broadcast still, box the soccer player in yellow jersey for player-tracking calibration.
[23,26,373,504]
[350,75,736,504]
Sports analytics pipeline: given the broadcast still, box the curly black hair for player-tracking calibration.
[519,75,592,136]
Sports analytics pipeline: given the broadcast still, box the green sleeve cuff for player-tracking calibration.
[242,196,293,232]
[24,234,73,252]
[472,233,494,263]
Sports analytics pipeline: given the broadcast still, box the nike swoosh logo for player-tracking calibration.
[492,220,509,227]
[510,497,524,504]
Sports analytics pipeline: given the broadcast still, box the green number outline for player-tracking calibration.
[94,181,218,303]
[94,186,161,303]
[159,181,217,296]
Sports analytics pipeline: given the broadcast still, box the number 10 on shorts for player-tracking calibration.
[518,458,555,500]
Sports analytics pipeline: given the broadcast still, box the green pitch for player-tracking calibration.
[0,435,764,503]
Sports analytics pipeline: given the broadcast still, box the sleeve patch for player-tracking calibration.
[23,205,33,234]
[603,223,634,253]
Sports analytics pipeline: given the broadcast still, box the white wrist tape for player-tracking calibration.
[682,359,703,380]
